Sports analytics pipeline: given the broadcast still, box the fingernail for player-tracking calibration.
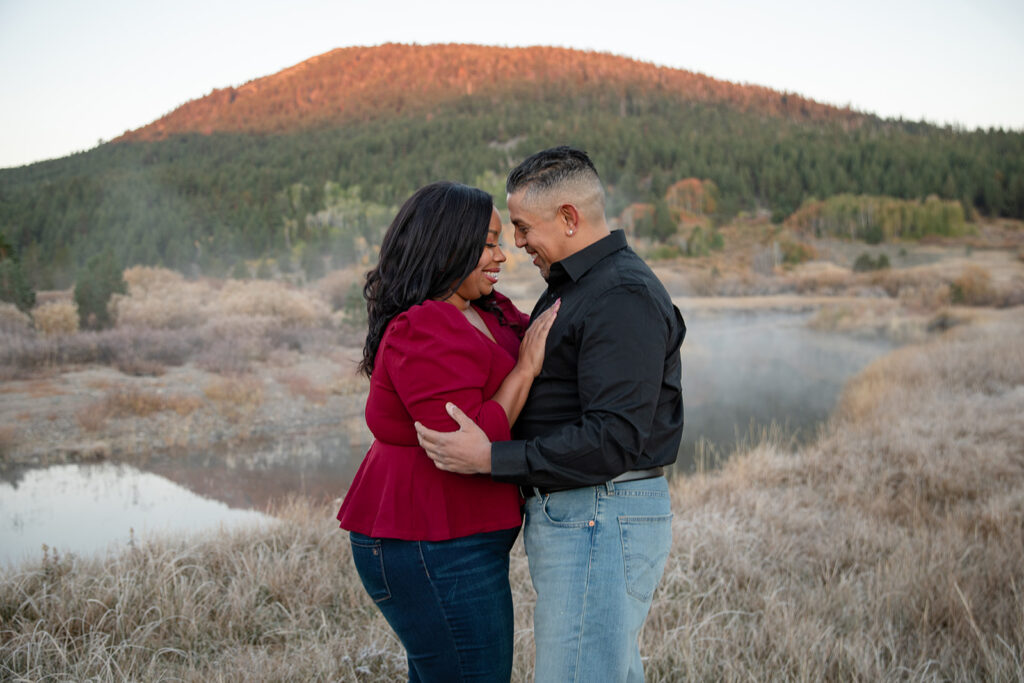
[446,402,455,415]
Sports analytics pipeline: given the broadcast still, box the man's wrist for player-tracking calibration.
[490,439,529,483]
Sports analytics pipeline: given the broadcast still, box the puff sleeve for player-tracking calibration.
[382,305,512,442]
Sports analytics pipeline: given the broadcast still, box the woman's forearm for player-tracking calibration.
[490,365,535,426]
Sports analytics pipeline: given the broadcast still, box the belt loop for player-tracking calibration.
[605,480,615,495]
[532,486,544,499]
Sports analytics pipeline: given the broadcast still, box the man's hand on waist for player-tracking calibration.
[416,403,492,475]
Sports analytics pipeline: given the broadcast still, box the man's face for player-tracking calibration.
[507,189,571,279]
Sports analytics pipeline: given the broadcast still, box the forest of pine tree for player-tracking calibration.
[1,45,1021,288]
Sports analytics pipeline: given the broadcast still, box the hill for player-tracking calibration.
[117,43,865,140]
[1,43,1022,286]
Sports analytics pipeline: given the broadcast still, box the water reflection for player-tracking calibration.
[0,463,271,567]
[133,429,368,511]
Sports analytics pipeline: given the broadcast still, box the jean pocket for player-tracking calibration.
[618,514,672,601]
[538,489,597,527]
[349,535,391,603]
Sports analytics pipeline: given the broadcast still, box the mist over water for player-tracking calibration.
[676,310,893,472]
[0,310,893,563]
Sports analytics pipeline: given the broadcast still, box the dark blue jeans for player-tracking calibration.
[349,527,520,682]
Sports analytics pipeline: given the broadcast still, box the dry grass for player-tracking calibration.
[275,371,330,405]
[204,375,264,422]
[0,499,404,681]
[330,371,371,397]
[3,309,1022,680]
[651,308,1024,681]
[75,388,203,432]
[0,380,65,399]
[806,299,985,342]
[0,424,16,457]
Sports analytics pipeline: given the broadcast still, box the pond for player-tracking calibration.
[0,462,271,568]
[0,310,893,566]
[676,310,892,471]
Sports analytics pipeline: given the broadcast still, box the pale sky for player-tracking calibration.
[1,0,1022,169]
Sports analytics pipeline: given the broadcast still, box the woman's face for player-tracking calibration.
[449,207,506,307]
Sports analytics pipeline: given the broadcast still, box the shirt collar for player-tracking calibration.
[547,230,627,286]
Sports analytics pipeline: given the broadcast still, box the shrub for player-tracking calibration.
[853,252,891,272]
[113,267,213,329]
[780,240,817,265]
[949,266,996,306]
[300,243,327,281]
[647,244,684,261]
[214,280,330,327]
[685,226,709,257]
[256,259,273,280]
[230,261,250,279]
[0,301,32,334]
[317,269,362,311]
[74,252,127,329]
[33,301,79,336]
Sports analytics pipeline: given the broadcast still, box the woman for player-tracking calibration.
[336,181,558,682]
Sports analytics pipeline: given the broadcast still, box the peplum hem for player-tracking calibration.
[337,441,522,541]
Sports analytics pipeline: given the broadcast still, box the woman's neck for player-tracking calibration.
[442,292,470,310]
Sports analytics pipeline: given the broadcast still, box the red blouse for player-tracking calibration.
[336,292,530,541]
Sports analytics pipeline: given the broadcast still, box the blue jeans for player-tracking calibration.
[524,477,672,683]
[349,527,519,682]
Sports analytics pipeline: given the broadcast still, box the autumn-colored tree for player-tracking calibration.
[665,178,719,218]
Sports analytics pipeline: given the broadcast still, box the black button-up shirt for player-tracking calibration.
[491,230,686,488]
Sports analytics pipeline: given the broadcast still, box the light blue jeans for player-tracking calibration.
[523,477,673,683]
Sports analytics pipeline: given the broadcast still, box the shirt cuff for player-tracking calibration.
[490,439,529,484]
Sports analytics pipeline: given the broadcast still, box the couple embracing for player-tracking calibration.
[337,146,686,682]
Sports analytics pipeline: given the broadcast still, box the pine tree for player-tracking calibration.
[73,251,127,329]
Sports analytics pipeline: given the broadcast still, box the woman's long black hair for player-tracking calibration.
[358,182,516,377]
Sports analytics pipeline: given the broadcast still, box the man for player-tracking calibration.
[416,146,685,682]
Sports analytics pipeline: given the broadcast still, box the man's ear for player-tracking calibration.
[558,204,580,235]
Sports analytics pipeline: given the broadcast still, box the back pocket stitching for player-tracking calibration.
[618,514,672,601]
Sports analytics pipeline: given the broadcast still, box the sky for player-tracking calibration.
[1,0,1022,169]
